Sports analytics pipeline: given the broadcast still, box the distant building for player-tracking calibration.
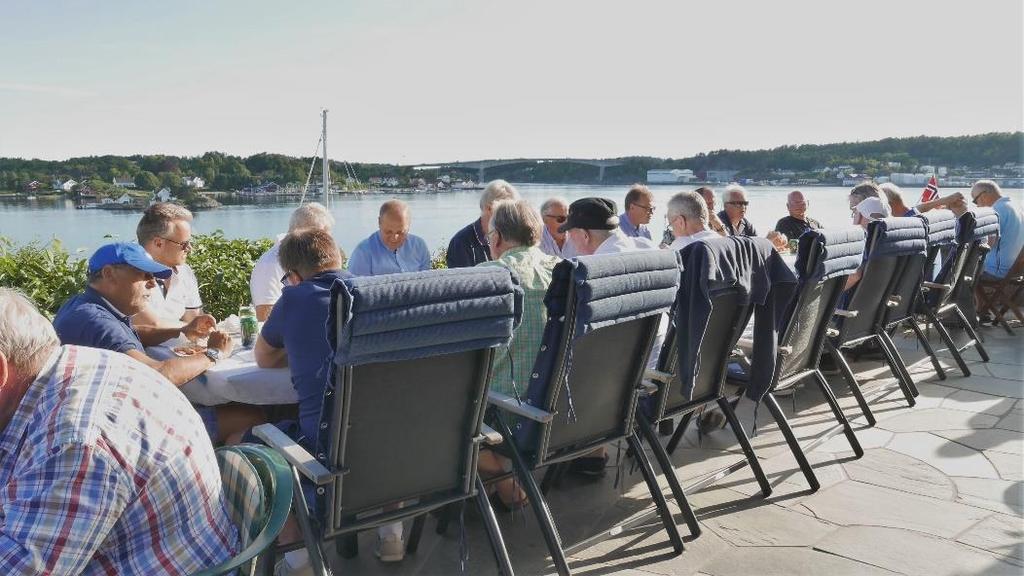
[154,188,173,202]
[181,176,205,189]
[890,173,931,186]
[937,166,948,177]
[919,165,935,175]
[647,169,696,184]
[58,179,78,192]
[25,180,42,191]
[112,177,136,189]
[115,193,133,205]
[704,169,739,183]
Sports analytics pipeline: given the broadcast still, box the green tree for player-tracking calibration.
[158,171,180,191]
[135,171,160,190]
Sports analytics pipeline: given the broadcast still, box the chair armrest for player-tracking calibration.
[252,424,334,485]
[886,295,902,308]
[487,391,554,423]
[833,309,859,318]
[638,380,659,397]
[480,423,503,446]
[643,369,673,385]
[826,328,840,338]
[922,281,952,292]
[779,346,793,356]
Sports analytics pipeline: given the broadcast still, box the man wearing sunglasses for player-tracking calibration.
[718,184,758,237]
[132,203,215,347]
[619,184,656,240]
[538,196,577,258]
[972,180,1023,280]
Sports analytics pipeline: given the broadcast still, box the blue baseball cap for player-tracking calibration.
[88,242,173,279]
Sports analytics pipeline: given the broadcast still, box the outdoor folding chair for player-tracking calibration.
[918,208,998,376]
[976,247,1024,334]
[827,217,928,420]
[254,267,524,576]
[194,444,294,576]
[487,250,682,576]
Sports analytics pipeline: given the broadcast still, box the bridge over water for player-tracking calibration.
[414,158,627,183]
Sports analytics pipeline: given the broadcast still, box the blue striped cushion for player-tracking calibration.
[919,209,957,246]
[868,217,928,259]
[797,227,865,281]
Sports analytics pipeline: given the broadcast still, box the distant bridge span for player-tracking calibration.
[413,158,626,183]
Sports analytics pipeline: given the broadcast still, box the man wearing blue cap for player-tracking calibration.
[53,242,233,387]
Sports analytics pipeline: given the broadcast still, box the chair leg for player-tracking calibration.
[928,307,972,376]
[290,467,333,576]
[909,319,946,380]
[494,413,572,576]
[717,397,772,498]
[665,411,694,455]
[955,306,990,362]
[877,332,919,405]
[829,341,876,426]
[475,475,516,576]
[636,413,701,538]
[434,504,452,535]
[406,514,426,554]
[763,393,820,492]
[811,370,864,458]
[627,431,685,555]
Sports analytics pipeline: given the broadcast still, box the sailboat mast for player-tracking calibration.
[321,109,329,207]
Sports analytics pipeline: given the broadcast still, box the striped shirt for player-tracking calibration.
[0,345,238,575]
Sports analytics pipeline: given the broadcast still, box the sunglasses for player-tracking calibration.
[160,236,192,251]
[633,203,656,214]
[544,214,568,223]
[726,201,750,207]
[280,271,303,286]
[971,192,985,205]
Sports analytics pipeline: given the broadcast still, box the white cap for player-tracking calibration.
[855,197,888,221]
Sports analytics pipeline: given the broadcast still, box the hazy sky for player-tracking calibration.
[1,0,1021,164]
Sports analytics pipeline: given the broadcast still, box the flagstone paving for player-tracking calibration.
[318,324,1023,575]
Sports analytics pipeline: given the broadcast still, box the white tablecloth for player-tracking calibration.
[148,344,296,406]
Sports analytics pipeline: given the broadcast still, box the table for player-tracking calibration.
[149,343,296,406]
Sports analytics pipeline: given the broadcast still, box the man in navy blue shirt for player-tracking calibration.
[445,179,520,268]
[348,200,431,275]
[53,242,232,386]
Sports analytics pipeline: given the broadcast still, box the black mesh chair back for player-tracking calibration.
[952,207,999,310]
[835,221,900,343]
[319,267,524,539]
[876,217,930,327]
[918,209,957,282]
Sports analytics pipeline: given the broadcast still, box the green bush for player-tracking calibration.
[188,232,273,320]
[0,237,89,318]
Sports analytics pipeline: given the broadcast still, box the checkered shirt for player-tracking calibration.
[0,345,238,575]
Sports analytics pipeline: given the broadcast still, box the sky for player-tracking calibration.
[1,0,1021,164]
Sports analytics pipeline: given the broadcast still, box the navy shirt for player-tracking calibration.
[446,219,491,268]
[718,210,759,237]
[53,286,144,353]
[260,269,351,449]
[348,231,431,276]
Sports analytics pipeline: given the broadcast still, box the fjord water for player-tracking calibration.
[0,184,1008,255]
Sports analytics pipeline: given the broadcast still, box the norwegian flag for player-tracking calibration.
[920,176,939,203]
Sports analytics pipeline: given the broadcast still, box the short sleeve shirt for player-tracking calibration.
[53,287,144,353]
[260,269,351,448]
[250,233,287,307]
[619,212,653,240]
[774,215,821,241]
[985,196,1024,278]
[147,262,203,323]
[348,231,431,276]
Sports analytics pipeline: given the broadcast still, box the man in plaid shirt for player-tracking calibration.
[0,288,238,574]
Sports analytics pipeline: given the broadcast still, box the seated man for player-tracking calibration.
[250,202,336,321]
[0,288,239,573]
[538,196,577,258]
[718,184,758,237]
[972,179,1023,280]
[774,190,821,240]
[348,199,431,275]
[53,242,233,387]
[666,190,719,251]
[845,196,888,290]
[619,184,656,240]
[697,186,728,236]
[446,179,520,268]
[476,199,561,506]
[131,203,215,345]
[563,197,658,256]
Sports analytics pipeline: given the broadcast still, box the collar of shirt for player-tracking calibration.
[619,211,647,237]
[472,218,487,246]
[0,347,62,459]
[82,286,133,325]
[372,230,403,255]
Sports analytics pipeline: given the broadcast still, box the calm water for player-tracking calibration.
[2,184,1018,255]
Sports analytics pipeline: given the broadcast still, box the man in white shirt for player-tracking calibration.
[249,202,335,321]
[133,203,216,346]
[666,191,719,251]
[562,197,658,257]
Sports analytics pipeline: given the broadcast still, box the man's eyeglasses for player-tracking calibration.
[633,203,656,215]
[971,191,985,205]
[726,201,750,207]
[543,214,568,223]
[160,237,192,251]
[280,271,303,286]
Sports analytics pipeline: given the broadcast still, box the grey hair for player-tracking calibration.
[489,199,543,247]
[137,203,194,245]
[666,191,708,224]
[723,184,748,202]
[972,179,1002,198]
[379,199,409,219]
[479,180,520,210]
[0,288,59,377]
[539,196,568,215]
[585,228,615,244]
[879,183,904,205]
[849,181,882,205]
[289,202,335,232]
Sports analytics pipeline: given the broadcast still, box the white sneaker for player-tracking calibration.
[374,534,405,563]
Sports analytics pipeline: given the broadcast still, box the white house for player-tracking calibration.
[182,176,206,189]
[60,179,78,192]
[112,177,137,189]
[115,193,133,205]
[647,169,696,184]
[154,188,173,202]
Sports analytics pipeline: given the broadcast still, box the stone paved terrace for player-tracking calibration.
[326,324,1024,576]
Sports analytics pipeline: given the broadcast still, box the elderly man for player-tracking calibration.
[131,204,213,345]
[696,186,728,236]
[53,242,233,387]
[447,179,520,268]
[619,184,655,239]
[250,202,335,321]
[538,196,577,258]
[847,181,891,218]
[972,179,1023,279]
[349,199,431,276]
[666,190,719,250]
[477,200,560,506]
[878,183,918,217]
[563,197,658,256]
[718,184,758,237]
[774,190,822,240]
[0,288,238,573]
[844,196,889,290]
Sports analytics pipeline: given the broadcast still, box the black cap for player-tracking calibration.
[559,197,619,232]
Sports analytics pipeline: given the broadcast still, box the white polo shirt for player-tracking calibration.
[668,229,719,251]
[594,230,658,255]
[250,233,287,307]
[148,263,203,323]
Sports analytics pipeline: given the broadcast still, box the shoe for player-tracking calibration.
[568,454,609,478]
[698,409,727,435]
[375,534,405,563]
[489,489,529,513]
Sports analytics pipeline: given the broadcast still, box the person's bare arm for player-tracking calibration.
[181,308,203,323]
[254,333,288,368]
[915,192,964,214]
[123,331,234,387]
[844,268,862,291]
[134,313,217,346]
[255,304,274,322]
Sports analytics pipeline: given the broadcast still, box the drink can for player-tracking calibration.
[241,316,257,348]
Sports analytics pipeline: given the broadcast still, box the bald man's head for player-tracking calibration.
[787,190,808,219]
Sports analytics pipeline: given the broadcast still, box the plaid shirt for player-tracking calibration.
[479,246,560,398]
[0,346,238,575]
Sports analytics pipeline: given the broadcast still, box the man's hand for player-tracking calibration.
[940,192,965,206]
[207,330,234,357]
[182,314,217,341]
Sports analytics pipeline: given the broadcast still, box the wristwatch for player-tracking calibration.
[204,348,221,363]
